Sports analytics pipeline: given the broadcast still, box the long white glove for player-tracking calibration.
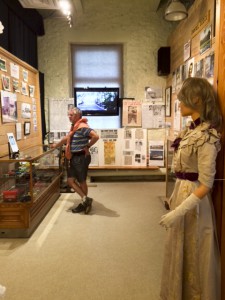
[159,193,201,228]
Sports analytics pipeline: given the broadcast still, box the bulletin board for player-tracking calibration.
[0,47,42,157]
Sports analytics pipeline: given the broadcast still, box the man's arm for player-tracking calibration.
[86,130,99,149]
[51,135,68,149]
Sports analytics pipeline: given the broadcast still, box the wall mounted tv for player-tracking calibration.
[74,87,120,116]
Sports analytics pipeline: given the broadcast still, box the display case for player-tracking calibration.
[0,146,62,237]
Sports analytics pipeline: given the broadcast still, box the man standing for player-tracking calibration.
[53,107,99,214]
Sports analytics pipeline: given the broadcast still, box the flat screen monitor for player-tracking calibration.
[74,87,119,116]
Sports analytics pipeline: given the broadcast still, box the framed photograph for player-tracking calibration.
[28,85,35,97]
[1,90,18,123]
[165,87,171,117]
[24,121,31,135]
[200,25,212,55]
[0,58,7,71]
[1,74,11,91]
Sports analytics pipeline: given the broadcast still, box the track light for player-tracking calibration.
[0,21,4,34]
[164,0,188,21]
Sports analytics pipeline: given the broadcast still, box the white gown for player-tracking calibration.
[160,122,221,300]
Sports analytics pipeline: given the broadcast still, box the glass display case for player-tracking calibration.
[0,146,62,237]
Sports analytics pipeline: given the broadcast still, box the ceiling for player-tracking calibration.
[18,0,195,21]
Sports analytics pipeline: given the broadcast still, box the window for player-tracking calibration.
[71,44,123,129]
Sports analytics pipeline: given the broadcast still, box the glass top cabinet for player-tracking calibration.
[0,146,62,238]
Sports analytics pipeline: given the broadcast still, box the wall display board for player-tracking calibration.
[0,47,41,157]
[121,128,147,166]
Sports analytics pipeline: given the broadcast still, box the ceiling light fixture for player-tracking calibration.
[164,0,188,21]
[59,0,73,27]
[0,21,4,34]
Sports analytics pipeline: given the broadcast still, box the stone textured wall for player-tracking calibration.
[38,0,173,100]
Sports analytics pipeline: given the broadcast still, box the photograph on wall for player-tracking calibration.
[24,121,31,135]
[122,99,142,127]
[0,58,7,71]
[22,69,28,82]
[21,81,28,95]
[15,122,22,140]
[21,102,31,119]
[142,103,165,129]
[165,87,171,117]
[186,57,195,78]
[172,71,176,93]
[173,98,181,131]
[194,59,204,77]
[175,66,182,92]
[12,79,20,93]
[181,64,187,82]
[29,85,35,97]
[145,87,162,101]
[1,74,11,91]
[183,40,191,62]
[10,62,19,79]
[200,25,212,55]
[0,90,17,123]
[148,140,164,167]
[204,52,214,78]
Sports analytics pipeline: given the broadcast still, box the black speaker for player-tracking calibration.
[157,47,170,76]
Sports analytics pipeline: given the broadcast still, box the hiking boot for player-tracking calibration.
[71,203,85,213]
[83,197,93,214]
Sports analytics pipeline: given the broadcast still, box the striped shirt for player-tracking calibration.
[70,127,92,152]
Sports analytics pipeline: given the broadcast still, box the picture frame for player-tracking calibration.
[0,58,7,71]
[165,86,171,117]
[24,121,31,135]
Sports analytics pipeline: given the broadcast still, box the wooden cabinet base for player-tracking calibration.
[0,178,60,238]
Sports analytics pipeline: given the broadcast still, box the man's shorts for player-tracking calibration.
[67,153,91,183]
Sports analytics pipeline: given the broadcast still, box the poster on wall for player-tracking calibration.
[10,62,19,79]
[148,140,164,167]
[0,90,17,123]
[49,98,74,131]
[97,129,122,166]
[15,122,22,140]
[121,128,147,166]
[142,103,165,129]
[122,99,142,127]
[184,40,191,62]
